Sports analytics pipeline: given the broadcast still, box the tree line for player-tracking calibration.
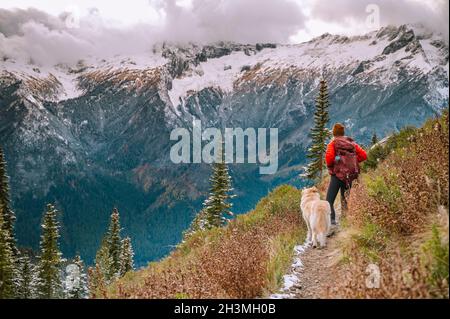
[0,147,134,299]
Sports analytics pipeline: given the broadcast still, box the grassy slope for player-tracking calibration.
[105,111,448,299]
[105,185,306,299]
[328,110,449,298]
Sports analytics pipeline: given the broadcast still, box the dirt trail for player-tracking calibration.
[292,231,342,298]
[270,204,344,299]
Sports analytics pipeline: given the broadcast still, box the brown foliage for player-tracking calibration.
[347,115,449,235]
[107,186,304,299]
[336,113,449,298]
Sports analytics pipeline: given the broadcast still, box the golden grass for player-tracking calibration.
[105,185,306,299]
[333,111,449,298]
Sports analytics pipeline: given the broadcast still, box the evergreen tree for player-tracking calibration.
[183,209,208,240]
[65,255,88,299]
[0,147,18,258]
[17,254,34,299]
[106,208,122,280]
[34,204,63,299]
[371,132,379,146]
[87,264,106,299]
[304,80,331,181]
[202,146,234,228]
[119,237,134,276]
[0,205,15,299]
[95,236,112,281]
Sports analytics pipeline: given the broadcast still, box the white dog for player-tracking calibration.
[300,187,331,248]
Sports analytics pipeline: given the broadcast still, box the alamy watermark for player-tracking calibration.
[170,120,279,175]
[366,4,381,30]
[365,263,381,289]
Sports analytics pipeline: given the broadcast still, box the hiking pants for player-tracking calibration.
[326,175,351,223]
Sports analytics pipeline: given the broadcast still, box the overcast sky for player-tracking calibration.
[0,0,448,65]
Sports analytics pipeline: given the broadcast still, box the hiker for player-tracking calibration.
[325,123,367,226]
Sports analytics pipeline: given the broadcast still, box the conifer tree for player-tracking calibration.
[34,204,63,299]
[65,255,88,299]
[87,264,106,299]
[0,148,18,258]
[371,132,379,146]
[106,208,122,280]
[183,209,208,240]
[0,205,15,299]
[17,254,34,299]
[304,80,331,181]
[119,237,134,276]
[202,146,234,228]
[94,237,112,281]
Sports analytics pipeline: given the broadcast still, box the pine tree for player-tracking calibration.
[0,205,15,299]
[119,237,134,276]
[106,208,122,280]
[34,204,63,299]
[304,80,331,181]
[17,254,34,299]
[0,147,18,258]
[371,132,378,146]
[202,146,234,228]
[65,255,88,299]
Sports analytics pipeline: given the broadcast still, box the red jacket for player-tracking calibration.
[325,137,367,174]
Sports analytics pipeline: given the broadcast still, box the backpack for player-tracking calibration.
[333,137,360,186]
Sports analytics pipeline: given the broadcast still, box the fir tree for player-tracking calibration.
[202,146,235,228]
[34,204,63,299]
[95,236,112,281]
[0,205,15,299]
[0,148,18,258]
[371,132,379,146]
[17,254,34,299]
[106,208,122,280]
[183,209,208,240]
[65,255,88,299]
[87,264,106,299]
[304,80,331,181]
[119,237,134,276]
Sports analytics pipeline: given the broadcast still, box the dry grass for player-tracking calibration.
[105,185,305,299]
[334,111,449,299]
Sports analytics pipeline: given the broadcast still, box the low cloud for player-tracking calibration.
[311,0,449,40]
[0,0,448,66]
[0,1,306,66]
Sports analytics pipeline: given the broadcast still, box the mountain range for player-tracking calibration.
[0,24,448,265]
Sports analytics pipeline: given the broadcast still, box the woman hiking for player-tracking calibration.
[325,123,367,229]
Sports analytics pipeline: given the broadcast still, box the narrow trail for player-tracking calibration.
[292,231,342,298]
[270,204,344,299]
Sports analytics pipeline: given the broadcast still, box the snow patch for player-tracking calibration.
[269,242,310,299]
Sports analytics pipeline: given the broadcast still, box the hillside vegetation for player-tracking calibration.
[104,186,305,299]
[330,110,449,298]
[105,111,449,299]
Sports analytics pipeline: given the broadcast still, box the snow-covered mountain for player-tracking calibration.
[0,24,448,265]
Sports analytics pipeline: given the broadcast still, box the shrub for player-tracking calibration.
[422,225,449,297]
[338,111,449,298]
[106,185,305,299]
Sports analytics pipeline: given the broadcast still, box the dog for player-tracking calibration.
[300,186,331,248]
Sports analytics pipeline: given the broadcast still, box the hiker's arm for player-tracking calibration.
[325,142,335,167]
[355,144,367,162]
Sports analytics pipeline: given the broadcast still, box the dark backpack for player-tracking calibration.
[333,137,360,186]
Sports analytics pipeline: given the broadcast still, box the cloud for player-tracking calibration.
[0,0,448,66]
[310,0,449,41]
[0,1,306,65]
[158,0,306,43]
